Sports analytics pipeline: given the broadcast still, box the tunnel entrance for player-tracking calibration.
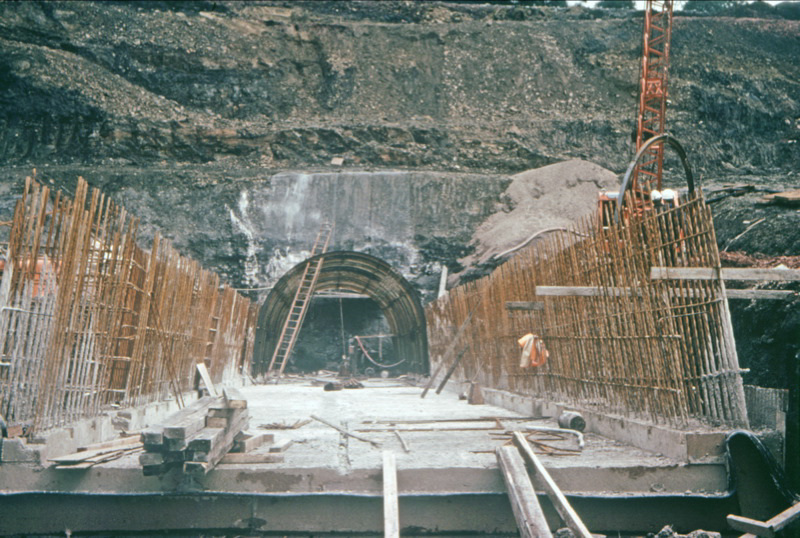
[253,251,428,376]
[286,295,399,375]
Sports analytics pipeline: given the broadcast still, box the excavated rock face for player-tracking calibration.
[0,1,797,177]
[0,2,797,380]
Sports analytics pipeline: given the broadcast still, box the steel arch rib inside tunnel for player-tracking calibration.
[253,251,429,376]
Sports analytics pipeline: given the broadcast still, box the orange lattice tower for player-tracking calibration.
[632,0,674,207]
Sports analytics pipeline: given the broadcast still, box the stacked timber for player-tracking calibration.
[139,389,251,476]
[49,436,143,469]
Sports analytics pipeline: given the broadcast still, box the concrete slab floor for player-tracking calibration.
[0,378,728,497]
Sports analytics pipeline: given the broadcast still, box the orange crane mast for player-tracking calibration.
[632,0,674,199]
[598,0,675,226]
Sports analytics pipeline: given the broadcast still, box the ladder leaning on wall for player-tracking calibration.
[265,222,333,381]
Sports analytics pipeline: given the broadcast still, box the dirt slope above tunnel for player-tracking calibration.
[0,1,797,182]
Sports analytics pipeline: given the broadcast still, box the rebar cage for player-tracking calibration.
[427,192,748,429]
[0,177,257,432]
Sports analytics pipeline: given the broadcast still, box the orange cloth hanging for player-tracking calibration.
[517,333,549,368]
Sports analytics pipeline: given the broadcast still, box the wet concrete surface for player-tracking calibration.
[0,377,726,497]
[0,377,738,535]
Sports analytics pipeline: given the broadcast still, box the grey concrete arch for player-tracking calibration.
[253,251,428,375]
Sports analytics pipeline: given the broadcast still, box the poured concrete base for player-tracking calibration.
[480,387,731,463]
[0,378,736,534]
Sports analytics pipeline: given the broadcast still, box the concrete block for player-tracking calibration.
[479,387,730,463]
[686,432,726,463]
[1,438,40,464]
[112,415,132,431]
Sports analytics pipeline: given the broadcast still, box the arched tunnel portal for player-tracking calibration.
[253,251,429,376]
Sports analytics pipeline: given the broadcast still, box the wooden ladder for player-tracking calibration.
[266,223,333,380]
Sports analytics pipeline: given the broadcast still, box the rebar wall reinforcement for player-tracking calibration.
[426,192,749,429]
[0,177,256,433]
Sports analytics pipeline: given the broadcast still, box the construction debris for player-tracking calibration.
[50,436,143,470]
[721,251,800,270]
[311,414,381,448]
[496,444,553,538]
[139,393,251,476]
[324,378,365,391]
[393,430,411,453]
[726,502,800,537]
[343,379,365,389]
[512,432,592,538]
[557,411,586,432]
[759,189,800,207]
[648,526,721,538]
[259,419,311,430]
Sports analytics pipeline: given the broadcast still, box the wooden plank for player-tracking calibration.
[393,430,411,453]
[311,414,381,448]
[185,408,249,473]
[139,452,165,466]
[218,452,284,464]
[5,424,25,438]
[206,417,229,428]
[535,286,642,297]
[536,285,794,301]
[140,449,186,466]
[232,431,274,453]
[723,267,800,281]
[728,502,800,537]
[506,301,545,311]
[727,514,774,537]
[49,443,143,464]
[435,347,468,395]
[164,436,193,452]
[222,386,247,409]
[421,306,478,398]
[54,446,142,468]
[268,439,294,453]
[651,267,800,282]
[725,289,796,300]
[383,451,400,538]
[512,432,592,538]
[768,502,800,532]
[162,397,219,440]
[765,189,800,206]
[496,445,553,538]
[187,428,225,453]
[142,463,170,476]
[78,435,142,452]
[141,427,164,445]
[208,408,236,419]
[196,362,218,397]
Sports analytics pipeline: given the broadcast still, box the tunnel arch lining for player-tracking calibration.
[253,251,428,375]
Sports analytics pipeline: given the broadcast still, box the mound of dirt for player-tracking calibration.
[455,159,618,282]
[721,250,800,270]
